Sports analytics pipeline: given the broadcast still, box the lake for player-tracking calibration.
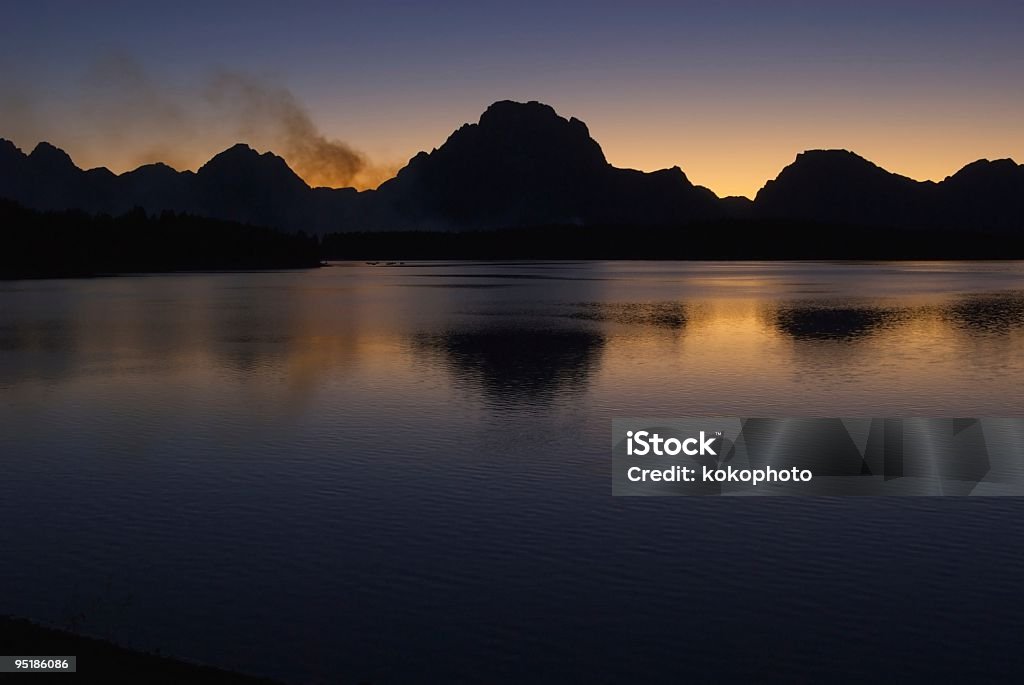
[2,261,1024,682]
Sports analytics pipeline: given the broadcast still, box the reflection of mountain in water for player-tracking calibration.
[414,326,604,405]
[774,305,906,341]
[942,294,1024,335]
[565,302,688,329]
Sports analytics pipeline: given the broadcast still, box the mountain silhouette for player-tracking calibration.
[193,144,311,229]
[1,100,1023,237]
[0,101,722,232]
[755,149,1024,234]
[754,150,928,227]
[370,100,721,228]
[936,159,1024,234]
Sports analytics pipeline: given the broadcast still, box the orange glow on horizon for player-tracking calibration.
[21,100,1022,199]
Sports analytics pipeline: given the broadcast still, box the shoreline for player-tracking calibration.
[6,257,1024,282]
[0,264,326,282]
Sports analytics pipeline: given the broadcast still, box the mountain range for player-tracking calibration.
[2,99,1022,236]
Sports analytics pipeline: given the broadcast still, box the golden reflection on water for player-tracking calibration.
[2,263,1024,416]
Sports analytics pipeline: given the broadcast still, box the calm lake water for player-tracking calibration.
[2,261,1024,682]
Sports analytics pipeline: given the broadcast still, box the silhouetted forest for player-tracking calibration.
[6,196,1024,281]
[0,199,321,279]
[322,221,1024,261]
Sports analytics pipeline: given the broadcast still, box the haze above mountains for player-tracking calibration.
[2,100,1022,235]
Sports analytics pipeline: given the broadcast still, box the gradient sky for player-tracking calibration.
[2,0,1022,197]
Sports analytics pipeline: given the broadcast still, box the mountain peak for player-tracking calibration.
[199,143,308,190]
[374,100,721,228]
[0,138,25,165]
[226,142,257,154]
[946,158,1022,184]
[479,99,558,123]
[790,149,881,173]
[797,149,861,159]
[204,143,262,165]
[129,161,179,173]
[121,161,186,183]
[755,148,926,225]
[393,100,611,187]
[476,100,595,145]
[28,142,78,172]
[205,143,297,166]
[763,149,923,192]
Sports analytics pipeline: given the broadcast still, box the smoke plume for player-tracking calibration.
[0,55,395,189]
[204,71,393,189]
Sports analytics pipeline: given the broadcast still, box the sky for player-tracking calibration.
[1,0,1022,197]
